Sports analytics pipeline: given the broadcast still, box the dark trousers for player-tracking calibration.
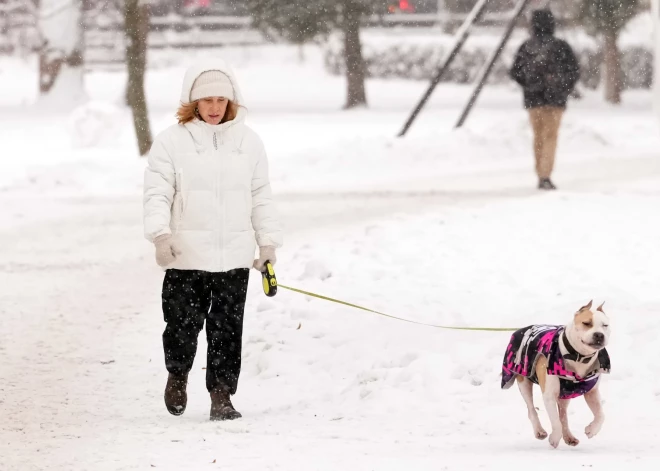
[162,268,249,394]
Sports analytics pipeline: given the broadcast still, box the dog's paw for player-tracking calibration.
[585,422,602,439]
[535,429,548,440]
[563,434,580,446]
[549,432,562,449]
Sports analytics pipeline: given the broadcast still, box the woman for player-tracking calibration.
[143,60,283,421]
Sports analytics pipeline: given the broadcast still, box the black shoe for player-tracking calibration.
[210,387,242,421]
[164,373,188,416]
[538,178,557,190]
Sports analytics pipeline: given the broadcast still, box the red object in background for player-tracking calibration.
[184,0,210,7]
[389,1,416,13]
[399,0,415,12]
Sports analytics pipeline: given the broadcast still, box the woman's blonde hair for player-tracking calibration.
[176,100,240,125]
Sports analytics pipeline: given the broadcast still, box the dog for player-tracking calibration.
[501,300,611,448]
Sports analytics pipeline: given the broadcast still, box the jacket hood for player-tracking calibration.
[531,9,555,37]
[180,59,248,143]
[180,59,246,106]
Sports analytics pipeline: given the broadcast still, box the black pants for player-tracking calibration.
[162,268,249,394]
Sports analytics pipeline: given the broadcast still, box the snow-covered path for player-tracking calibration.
[2,152,659,470]
[3,43,660,469]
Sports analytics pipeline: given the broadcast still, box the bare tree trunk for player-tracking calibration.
[125,0,152,156]
[38,0,85,105]
[603,29,622,105]
[341,1,367,109]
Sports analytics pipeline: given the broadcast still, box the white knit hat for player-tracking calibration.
[189,70,235,102]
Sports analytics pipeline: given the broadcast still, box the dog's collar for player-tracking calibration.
[560,331,597,364]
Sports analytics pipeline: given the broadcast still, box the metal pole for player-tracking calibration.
[436,0,446,29]
[454,0,531,128]
[652,0,660,128]
[397,0,490,138]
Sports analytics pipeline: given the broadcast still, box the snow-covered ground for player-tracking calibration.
[1,45,659,470]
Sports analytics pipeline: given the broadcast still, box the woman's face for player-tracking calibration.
[197,97,229,125]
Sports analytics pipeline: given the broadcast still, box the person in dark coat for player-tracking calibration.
[510,9,580,190]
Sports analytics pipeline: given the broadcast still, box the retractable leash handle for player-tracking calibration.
[261,261,277,297]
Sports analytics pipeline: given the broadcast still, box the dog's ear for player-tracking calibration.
[597,302,605,313]
[577,300,593,313]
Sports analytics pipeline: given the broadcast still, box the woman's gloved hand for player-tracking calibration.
[154,234,180,267]
[253,246,276,272]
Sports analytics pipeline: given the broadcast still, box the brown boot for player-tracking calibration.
[164,373,188,416]
[210,387,242,421]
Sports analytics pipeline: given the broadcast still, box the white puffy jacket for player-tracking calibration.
[143,60,283,272]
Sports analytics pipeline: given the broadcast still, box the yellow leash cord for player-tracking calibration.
[261,262,518,332]
[277,283,518,333]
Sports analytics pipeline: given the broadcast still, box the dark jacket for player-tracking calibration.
[510,10,580,109]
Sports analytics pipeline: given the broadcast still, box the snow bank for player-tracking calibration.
[0,43,659,469]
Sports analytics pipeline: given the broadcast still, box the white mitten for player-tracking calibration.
[154,235,180,267]
[253,246,276,272]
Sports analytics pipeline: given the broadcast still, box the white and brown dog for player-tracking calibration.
[501,301,611,448]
